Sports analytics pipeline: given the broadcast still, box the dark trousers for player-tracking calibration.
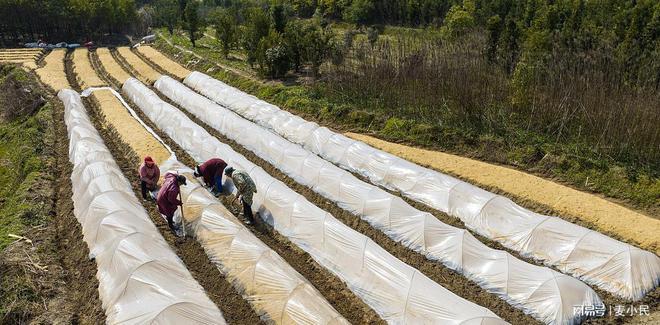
[140,180,149,199]
[166,214,175,231]
[242,199,254,223]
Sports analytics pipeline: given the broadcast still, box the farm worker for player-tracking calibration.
[139,156,160,200]
[225,167,257,225]
[157,172,187,234]
[193,158,227,196]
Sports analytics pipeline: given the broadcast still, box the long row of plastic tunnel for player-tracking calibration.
[33,44,659,325]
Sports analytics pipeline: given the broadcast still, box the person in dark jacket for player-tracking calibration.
[225,167,257,225]
[193,158,227,196]
[138,156,160,200]
[157,172,187,233]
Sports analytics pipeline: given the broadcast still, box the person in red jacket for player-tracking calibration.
[157,172,187,234]
[138,156,160,200]
[193,158,227,196]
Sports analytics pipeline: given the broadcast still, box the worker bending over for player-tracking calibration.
[157,172,187,235]
[139,156,160,200]
[225,167,257,225]
[193,158,227,196]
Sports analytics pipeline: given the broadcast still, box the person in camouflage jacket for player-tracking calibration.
[225,167,257,224]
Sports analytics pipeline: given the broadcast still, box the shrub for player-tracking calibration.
[256,31,291,78]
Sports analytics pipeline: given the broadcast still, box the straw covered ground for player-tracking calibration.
[135,45,190,80]
[34,50,68,91]
[347,132,660,254]
[115,47,161,84]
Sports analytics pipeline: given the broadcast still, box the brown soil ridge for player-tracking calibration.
[71,48,105,88]
[161,90,540,324]
[115,47,161,84]
[135,45,190,80]
[1,68,104,323]
[347,133,660,255]
[66,52,265,324]
[101,49,385,324]
[34,49,69,91]
[142,38,660,324]
[96,48,131,85]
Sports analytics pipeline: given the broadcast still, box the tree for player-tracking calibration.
[184,0,202,47]
[256,30,290,78]
[210,8,237,58]
[136,5,155,36]
[154,0,179,35]
[241,8,271,67]
[178,0,188,21]
[486,14,503,61]
[343,0,375,26]
[270,3,288,33]
[440,4,475,39]
[283,19,306,71]
[303,24,335,77]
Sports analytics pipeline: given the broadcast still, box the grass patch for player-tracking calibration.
[0,65,51,250]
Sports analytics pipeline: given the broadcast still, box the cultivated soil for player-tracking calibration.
[71,48,105,88]
[114,47,161,84]
[98,49,385,324]
[142,44,660,324]
[95,48,131,85]
[66,51,266,324]
[34,50,68,92]
[1,66,105,323]
[135,45,190,80]
[347,133,660,255]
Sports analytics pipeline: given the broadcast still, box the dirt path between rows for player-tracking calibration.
[102,48,385,324]
[114,47,161,84]
[67,50,265,324]
[347,133,660,255]
[134,47,540,322]
[34,50,68,92]
[140,45,660,324]
[135,45,190,80]
[1,69,105,323]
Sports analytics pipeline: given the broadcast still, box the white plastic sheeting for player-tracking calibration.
[184,71,660,301]
[158,160,349,324]
[59,88,225,325]
[156,75,602,324]
[123,77,508,325]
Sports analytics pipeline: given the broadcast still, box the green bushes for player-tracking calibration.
[0,0,138,45]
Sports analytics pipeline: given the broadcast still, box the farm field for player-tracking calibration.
[1,1,658,324]
[1,42,654,324]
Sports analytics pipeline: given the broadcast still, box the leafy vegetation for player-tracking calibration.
[156,26,660,213]
[0,65,52,250]
[151,0,659,214]
[0,0,140,45]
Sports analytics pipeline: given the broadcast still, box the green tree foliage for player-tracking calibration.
[366,26,379,46]
[209,7,238,57]
[154,0,179,35]
[256,30,290,78]
[0,0,139,44]
[440,4,475,39]
[270,3,288,33]
[241,8,271,66]
[343,0,375,26]
[283,19,306,71]
[302,23,335,76]
[183,0,203,47]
